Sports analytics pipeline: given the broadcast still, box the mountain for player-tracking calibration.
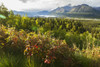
[69,4,96,13]
[13,4,100,18]
[50,4,100,18]
[51,4,72,13]
[13,11,38,17]
[37,11,49,15]
[94,7,100,11]
[13,10,49,17]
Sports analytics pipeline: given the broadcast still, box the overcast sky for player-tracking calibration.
[0,0,100,11]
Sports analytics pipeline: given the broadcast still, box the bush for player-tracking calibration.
[0,25,74,67]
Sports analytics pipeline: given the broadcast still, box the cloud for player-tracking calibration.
[19,0,37,3]
[19,0,27,3]
[1,0,100,11]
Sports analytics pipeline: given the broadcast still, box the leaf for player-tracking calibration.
[0,14,6,19]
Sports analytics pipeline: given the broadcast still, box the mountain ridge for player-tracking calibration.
[50,4,100,18]
[13,4,100,18]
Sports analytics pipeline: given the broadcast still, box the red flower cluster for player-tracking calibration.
[44,59,51,64]
[33,45,38,48]
[24,44,40,56]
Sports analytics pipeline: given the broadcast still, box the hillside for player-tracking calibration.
[1,3,100,67]
[51,4,72,13]
[94,7,100,11]
[70,4,95,13]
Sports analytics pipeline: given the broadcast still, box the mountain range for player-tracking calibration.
[50,4,100,18]
[13,4,100,18]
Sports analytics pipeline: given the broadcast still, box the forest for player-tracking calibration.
[0,4,100,67]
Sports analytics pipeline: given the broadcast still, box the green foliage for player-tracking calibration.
[0,25,75,67]
[0,4,9,17]
[0,4,100,67]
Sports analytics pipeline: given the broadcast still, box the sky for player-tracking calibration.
[0,0,100,11]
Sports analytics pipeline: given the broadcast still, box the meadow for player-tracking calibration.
[0,5,100,67]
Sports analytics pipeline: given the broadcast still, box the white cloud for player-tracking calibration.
[0,0,100,11]
[19,0,38,3]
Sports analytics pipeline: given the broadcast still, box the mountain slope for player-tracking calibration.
[70,4,96,13]
[94,7,100,11]
[51,4,72,14]
[37,11,49,15]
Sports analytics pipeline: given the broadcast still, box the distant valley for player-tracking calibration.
[13,4,100,18]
